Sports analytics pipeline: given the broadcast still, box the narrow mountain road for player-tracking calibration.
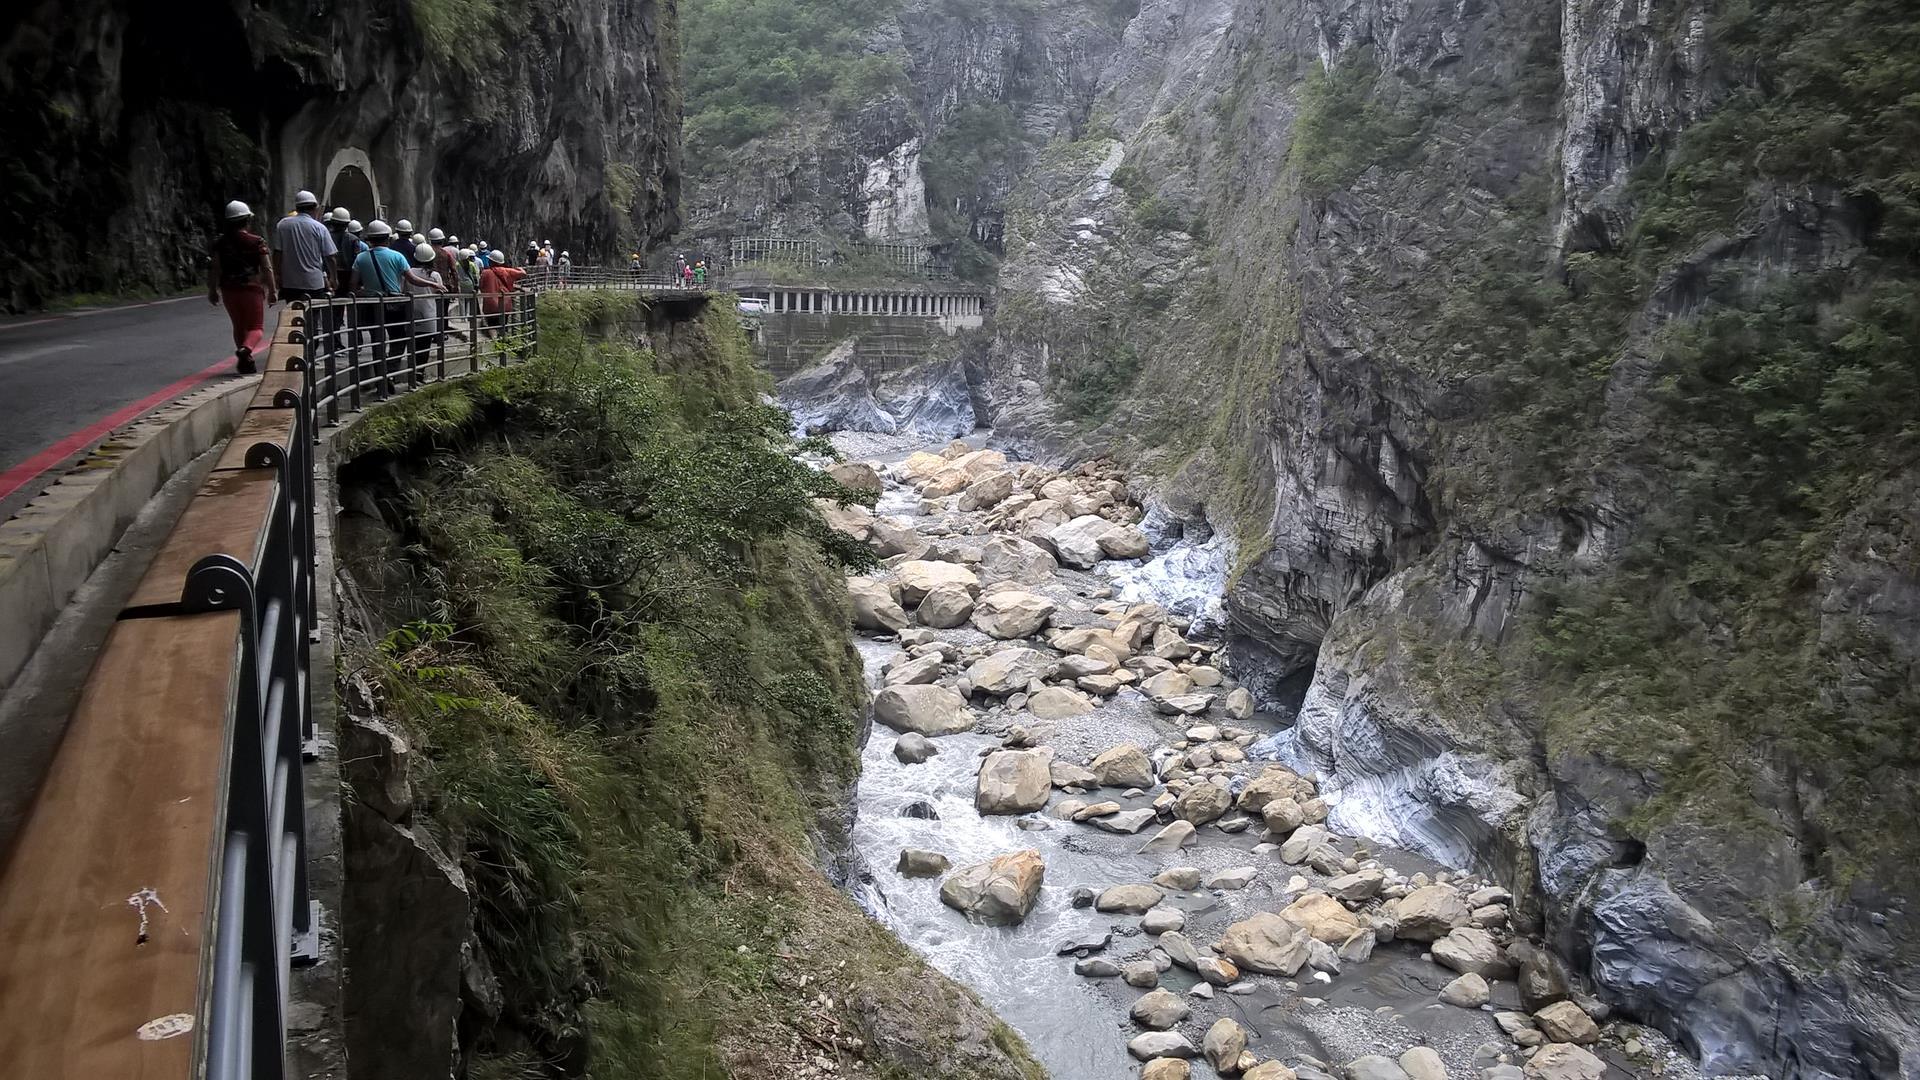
[0,295,279,515]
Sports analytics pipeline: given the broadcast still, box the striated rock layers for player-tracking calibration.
[0,0,680,308]
[967,0,1920,1075]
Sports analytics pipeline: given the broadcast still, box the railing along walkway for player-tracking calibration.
[0,270,685,1078]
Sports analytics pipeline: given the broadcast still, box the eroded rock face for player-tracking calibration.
[3,0,679,305]
[939,849,1046,925]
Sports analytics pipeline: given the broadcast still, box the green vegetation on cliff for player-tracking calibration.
[682,0,905,149]
[347,295,1044,1077]
[1277,0,1920,873]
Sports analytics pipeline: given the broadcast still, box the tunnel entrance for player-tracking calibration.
[325,163,378,222]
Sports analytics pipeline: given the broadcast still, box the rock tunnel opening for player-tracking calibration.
[326,164,378,223]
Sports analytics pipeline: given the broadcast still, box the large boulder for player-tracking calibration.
[1172,782,1232,825]
[1440,972,1491,1008]
[958,470,1015,511]
[1278,824,1333,864]
[1139,820,1196,852]
[1236,765,1314,812]
[1223,687,1254,720]
[1432,927,1515,979]
[1095,883,1164,914]
[1394,885,1472,942]
[1522,1043,1606,1080]
[848,577,909,632]
[1049,515,1118,569]
[1202,1019,1248,1074]
[895,450,947,480]
[976,749,1053,814]
[1098,524,1151,559]
[873,684,975,736]
[819,500,873,541]
[1089,743,1154,788]
[1143,1060,1192,1080]
[1128,1032,1197,1061]
[939,849,1045,924]
[1217,912,1313,976]
[897,849,950,877]
[826,460,882,494]
[975,534,1058,582]
[1129,988,1190,1030]
[966,647,1055,694]
[1533,1002,1600,1045]
[1050,626,1134,659]
[895,560,980,604]
[1261,797,1307,835]
[916,585,975,628]
[1140,669,1194,700]
[882,653,942,686]
[1345,1055,1411,1080]
[892,732,938,763]
[1279,891,1364,944]
[1028,686,1096,719]
[970,590,1058,638]
[868,517,930,559]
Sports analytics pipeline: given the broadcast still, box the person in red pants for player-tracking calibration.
[206,200,277,373]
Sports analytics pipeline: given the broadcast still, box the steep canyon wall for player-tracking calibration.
[698,0,1920,1074]
[0,0,680,308]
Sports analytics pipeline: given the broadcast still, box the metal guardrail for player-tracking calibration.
[0,270,723,1079]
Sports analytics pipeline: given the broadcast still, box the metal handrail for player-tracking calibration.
[201,271,692,1078]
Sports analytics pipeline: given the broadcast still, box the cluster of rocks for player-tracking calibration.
[830,443,1637,1080]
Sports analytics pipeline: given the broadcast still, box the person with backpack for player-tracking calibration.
[352,220,444,394]
[206,200,276,374]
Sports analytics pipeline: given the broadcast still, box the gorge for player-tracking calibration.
[2,0,1913,1075]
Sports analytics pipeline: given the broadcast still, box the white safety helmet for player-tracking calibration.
[293,189,318,208]
[365,219,393,238]
[428,227,446,242]
[560,250,569,257]
[489,249,505,263]
[446,235,459,245]
[394,218,413,234]
[414,242,438,264]
[349,219,363,234]
[411,234,427,247]
[543,239,552,247]
[223,200,252,221]
[329,207,351,224]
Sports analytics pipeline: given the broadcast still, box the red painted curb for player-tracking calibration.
[0,355,246,504]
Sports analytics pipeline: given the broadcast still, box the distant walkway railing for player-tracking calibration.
[0,273,695,1078]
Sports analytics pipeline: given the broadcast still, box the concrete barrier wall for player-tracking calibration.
[0,380,255,692]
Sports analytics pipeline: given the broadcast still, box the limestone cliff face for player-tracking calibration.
[676,0,1128,271]
[0,0,679,309]
[983,0,1919,1074]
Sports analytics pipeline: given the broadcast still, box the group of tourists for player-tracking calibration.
[206,190,558,378]
[673,253,708,287]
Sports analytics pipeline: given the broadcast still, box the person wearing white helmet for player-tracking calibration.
[427,227,446,242]
[207,199,277,374]
[403,241,449,373]
[272,188,336,305]
[478,248,527,338]
[352,220,446,395]
[394,218,414,238]
[557,248,572,282]
[325,207,363,293]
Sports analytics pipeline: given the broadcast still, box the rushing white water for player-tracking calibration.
[1101,531,1232,634]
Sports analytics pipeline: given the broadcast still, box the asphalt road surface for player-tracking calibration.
[0,294,281,516]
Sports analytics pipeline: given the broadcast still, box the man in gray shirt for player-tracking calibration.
[273,189,337,302]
